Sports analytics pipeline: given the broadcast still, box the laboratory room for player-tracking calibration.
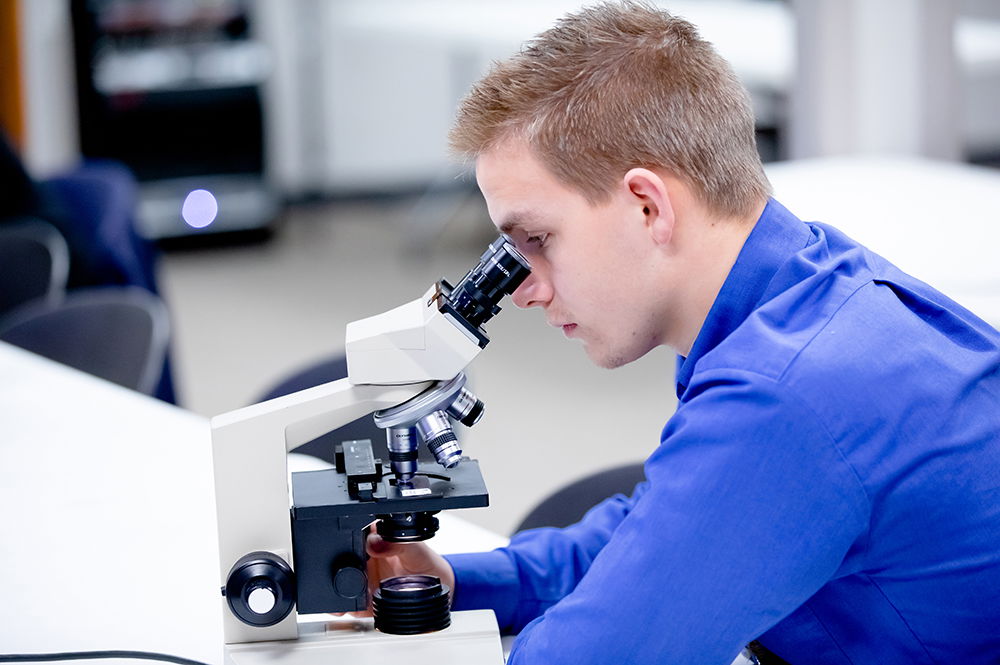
[2,0,1000,663]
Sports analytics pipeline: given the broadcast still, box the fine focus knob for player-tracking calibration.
[224,551,296,627]
[333,564,367,599]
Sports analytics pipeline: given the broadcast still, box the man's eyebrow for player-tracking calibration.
[498,212,538,235]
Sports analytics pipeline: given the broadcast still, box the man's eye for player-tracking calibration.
[526,233,548,247]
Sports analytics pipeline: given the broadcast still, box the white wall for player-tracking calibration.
[253,0,1000,193]
[16,1,1000,189]
[789,0,961,160]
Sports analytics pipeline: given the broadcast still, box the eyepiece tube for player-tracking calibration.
[447,236,531,329]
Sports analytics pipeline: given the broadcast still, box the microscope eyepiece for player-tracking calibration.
[446,235,531,330]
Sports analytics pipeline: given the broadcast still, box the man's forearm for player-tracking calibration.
[446,488,643,633]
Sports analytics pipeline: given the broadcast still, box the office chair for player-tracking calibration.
[512,462,648,534]
[40,159,160,293]
[0,286,170,396]
[2,129,177,402]
[0,218,70,317]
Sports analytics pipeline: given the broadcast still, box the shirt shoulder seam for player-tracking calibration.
[774,278,875,384]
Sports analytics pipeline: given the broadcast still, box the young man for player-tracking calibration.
[368,3,1000,663]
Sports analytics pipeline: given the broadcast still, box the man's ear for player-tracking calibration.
[622,168,675,246]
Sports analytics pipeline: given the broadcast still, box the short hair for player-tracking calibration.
[450,1,771,218]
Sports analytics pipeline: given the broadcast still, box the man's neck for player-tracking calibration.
[667,198,766,356]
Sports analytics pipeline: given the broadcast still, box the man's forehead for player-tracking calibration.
[475,141,565,232]
[475,139,544,188]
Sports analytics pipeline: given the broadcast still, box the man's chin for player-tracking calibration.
[584,343,628,370]
[584,340,653,370]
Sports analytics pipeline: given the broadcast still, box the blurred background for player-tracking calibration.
[2,0,999,536]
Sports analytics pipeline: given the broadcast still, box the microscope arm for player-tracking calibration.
[211,377,431,643]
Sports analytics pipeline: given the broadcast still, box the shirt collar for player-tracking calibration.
[675,198,812,397]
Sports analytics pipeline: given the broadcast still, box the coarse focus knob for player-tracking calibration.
[224,551,296,627]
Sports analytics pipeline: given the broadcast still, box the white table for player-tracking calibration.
[0,343,506,662]
[767,156,1000,328]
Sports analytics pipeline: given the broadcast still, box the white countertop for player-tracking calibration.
[0,343,506,661]
[0,343,222,660]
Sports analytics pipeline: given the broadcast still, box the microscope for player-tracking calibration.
[210,236,530,664]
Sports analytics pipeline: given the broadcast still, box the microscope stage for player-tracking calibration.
[291,458,489,519]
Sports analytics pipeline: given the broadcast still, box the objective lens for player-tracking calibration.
[448,236,531,329]
[416,410,463,468]
[386,426,419,482]
[446,387,485,427]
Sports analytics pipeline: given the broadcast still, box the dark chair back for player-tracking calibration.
[0,218,70,316]
[513,462,647,534]
[0,286,170,395]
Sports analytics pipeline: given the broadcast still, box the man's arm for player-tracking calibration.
[499,370,869,664]
[446,480,648,633]
[365,478,648,632]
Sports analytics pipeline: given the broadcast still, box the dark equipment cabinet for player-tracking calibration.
[70,0,280,241]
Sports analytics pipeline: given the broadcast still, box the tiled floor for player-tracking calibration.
[158,193,677,536]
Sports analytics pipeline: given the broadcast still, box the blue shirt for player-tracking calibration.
[446,199,1000,664]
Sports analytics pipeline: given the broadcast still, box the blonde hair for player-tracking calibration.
[450,1,771,218]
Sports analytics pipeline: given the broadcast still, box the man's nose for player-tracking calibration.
[511,272,552,309]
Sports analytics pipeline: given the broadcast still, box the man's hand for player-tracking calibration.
[364,531,457,614]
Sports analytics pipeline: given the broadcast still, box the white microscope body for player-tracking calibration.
[210,237,530,665]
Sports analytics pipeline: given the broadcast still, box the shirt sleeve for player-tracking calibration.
[446,479,648,633]
[460,369,871,665]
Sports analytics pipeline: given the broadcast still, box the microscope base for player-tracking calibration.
[224,609,504,665]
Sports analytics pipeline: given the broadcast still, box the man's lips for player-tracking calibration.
[548,318,577,335]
